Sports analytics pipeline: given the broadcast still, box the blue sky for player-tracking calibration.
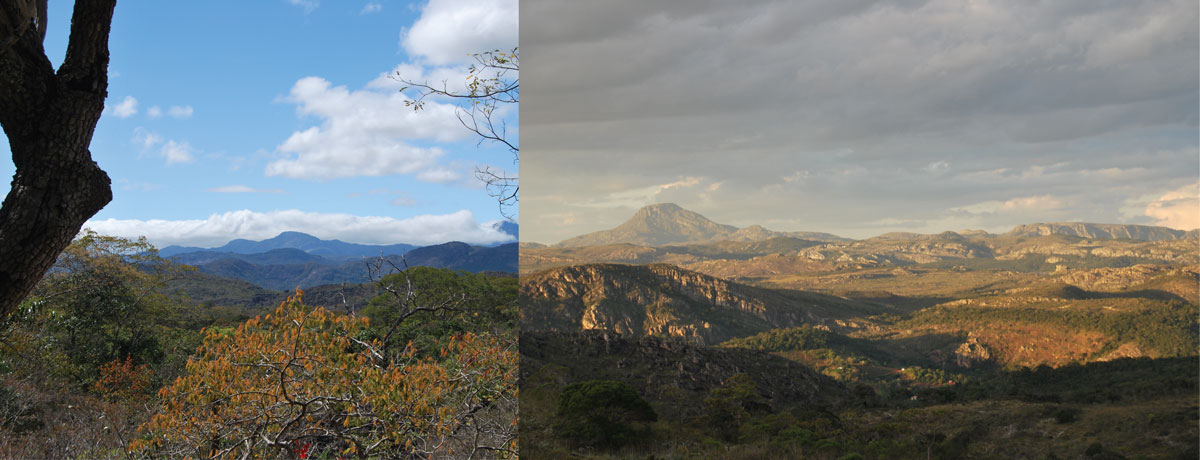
[0,0,517,248]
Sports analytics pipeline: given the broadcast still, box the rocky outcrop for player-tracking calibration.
[954,338,992,368]
[520,263,881,344]
[1095,342,1149,361]
[1054,264,1198,297]
[1007,222,1192,242]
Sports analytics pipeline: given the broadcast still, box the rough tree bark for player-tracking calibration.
[0,0,116,319]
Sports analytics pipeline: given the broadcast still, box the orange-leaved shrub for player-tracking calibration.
[130,290,517,459]
[92,356,154,402]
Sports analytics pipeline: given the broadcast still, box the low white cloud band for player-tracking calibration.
[84,209,513,248]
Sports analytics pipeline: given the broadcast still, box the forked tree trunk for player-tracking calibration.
[0,0,116,319]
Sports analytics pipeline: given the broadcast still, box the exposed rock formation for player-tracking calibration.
[520,263,882,344]
[954,338,992,368]
[1008,222,1193,242]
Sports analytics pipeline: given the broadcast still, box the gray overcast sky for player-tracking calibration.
[520,0,1199,244]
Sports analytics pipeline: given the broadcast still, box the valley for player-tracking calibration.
[161,230,516,290]
[159,231,520,326]
[519,204,1199,459]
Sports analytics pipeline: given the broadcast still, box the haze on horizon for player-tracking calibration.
[521,0,1199,244]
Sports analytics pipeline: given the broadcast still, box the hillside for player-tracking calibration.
[162,270,379,314]
[524,227,1196,278]
[521,263,887,345]
[1008,222,1196,241]
[521,264,1198,458]
[555,203,848,248]
[160,231,417,260]
[171,242,517,290]
[520,210,1198,458]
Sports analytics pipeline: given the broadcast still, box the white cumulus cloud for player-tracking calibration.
[266,76,466,180]
[1145,182,1199,230]
[84,209,513,248]
[402,0,518,65]
[160,140,195,165]
[109,96,138,118]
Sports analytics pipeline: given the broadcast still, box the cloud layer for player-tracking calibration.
[521,0,1199,242]
[84,209,513,248]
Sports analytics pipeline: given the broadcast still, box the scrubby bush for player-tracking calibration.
[554,380,657,449]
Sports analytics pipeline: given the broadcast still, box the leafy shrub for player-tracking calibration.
[132,291,517,459]
[554,380,657,449]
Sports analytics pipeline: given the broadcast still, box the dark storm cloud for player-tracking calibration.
[522,0,1199,243]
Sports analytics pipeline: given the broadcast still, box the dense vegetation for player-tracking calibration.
[0,233,519,459]
[554,380,657,449]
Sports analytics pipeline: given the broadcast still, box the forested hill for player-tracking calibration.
[167,241,517,290]
[159,225,519,260]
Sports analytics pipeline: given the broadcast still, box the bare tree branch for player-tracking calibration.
[396,48,519,218]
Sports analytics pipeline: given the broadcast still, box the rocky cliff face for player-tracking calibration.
[520,263,880,344]
[1053,264,1199,300]
[1007,222,1192,241]
[991,237,1196,264]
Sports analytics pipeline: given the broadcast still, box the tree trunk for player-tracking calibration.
[0,0,116,319]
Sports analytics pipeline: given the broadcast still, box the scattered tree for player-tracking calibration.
[0,0,118,320]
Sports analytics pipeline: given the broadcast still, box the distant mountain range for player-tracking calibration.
[555,203,848,247]
[161,222,517,259]
[161,231,517,290]
[160,231,416,260]
[1008,222,1196,241]
[553,203,1195,247]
